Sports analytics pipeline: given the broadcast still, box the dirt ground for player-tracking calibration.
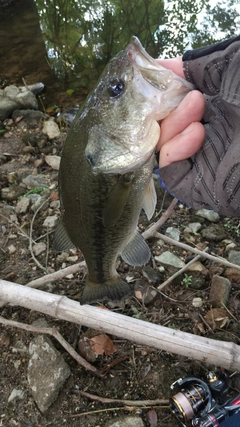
[0,113,240,427]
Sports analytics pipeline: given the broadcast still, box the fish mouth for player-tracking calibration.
[127,37,173,90]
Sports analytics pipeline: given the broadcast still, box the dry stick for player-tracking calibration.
[29,198,49,272]
[0,315,104,379]
[70,406,167,418]
[154,232,240,271]
[1,279,240,371]
[27,261,86,288]
[71,388,168,407]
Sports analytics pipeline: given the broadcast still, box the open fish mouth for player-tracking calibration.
[127,36,173,90]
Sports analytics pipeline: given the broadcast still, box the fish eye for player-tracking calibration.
[108,78,124,97]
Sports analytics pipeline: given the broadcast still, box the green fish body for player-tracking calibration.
[55,37,193,304]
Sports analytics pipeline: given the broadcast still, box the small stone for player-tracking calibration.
[22,174,48,189]
[165,226,180,241]
[188,222,202,233]
[45,155,60,170]
[56,252,69,263]
[33,242,47,256]
[15,196,30,214]
[105,416,145,427]
[224,268,240,284]
[142,265,162,284]
[187,261,208,275]
[228,250,240,266]
[27,335,71,412]
[7,171,18,184]
[34,158,44,168]
[0,204,15,218]
[192,297,203,307]
[209,275,232,308]
[43,215,58,228]
[134,280,157,305]
[8,244,16,254]
[201,225,227,242]
[8,388,24,403]
[225,242,237,251]
[42,120,60,140]
[196,209,220,222]
[67,255,78,263]
[155,251,185,268]
[50,200,60,209]
[31,195,49,212]
[1,185,25,201]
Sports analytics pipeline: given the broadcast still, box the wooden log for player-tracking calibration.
[1,279,240,371]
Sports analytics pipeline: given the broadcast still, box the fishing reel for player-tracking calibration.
[169,372,240,427]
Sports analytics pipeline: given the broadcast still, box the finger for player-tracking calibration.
[156,57,185,78]
[157,90,205,151]
[159,121,205,168]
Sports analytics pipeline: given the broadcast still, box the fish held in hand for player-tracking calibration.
[55,37,193,304]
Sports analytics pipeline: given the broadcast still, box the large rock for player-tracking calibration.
[0,83,44,121]
[27,335,71,412]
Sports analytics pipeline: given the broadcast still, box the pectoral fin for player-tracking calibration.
[54,219,76,251]
[142,177,157,220]
[103,174,134,228]
[121,229,151,266]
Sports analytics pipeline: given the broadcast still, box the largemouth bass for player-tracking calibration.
[55,37,193,304]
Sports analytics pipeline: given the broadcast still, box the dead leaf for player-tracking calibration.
[89,334,116,356]
[205,308,229,329]
[146,409,158,426]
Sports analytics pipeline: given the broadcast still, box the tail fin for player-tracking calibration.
[81,275,132,305]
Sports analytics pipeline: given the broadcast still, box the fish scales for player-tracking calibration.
[55,37,193,304]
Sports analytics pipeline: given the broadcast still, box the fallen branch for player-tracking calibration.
[70,388,168,406]
[154,232,240,271]
[1,279,240,371]
[0,315,104,378]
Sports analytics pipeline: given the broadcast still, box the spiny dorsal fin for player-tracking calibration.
[121,229,151,266]
[142,176,157,220]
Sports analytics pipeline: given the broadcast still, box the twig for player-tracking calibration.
[70,388,169,407]
[142,197,178,240]
[157,248,209,291]
[0,212,34,244]
[69,405,168,418]
[29,198,49,272]
[26,261,86,288]
[221,302,240,323]
[154,232,240,271]
[0,315,104,379]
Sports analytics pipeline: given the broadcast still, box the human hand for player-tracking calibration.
[156,58,205,167]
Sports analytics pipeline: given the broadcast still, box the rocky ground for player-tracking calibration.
[0,108,240,427]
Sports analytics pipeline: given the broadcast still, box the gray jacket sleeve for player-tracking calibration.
[159,35,240,217]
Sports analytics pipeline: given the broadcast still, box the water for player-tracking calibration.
[0,0,165,109]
